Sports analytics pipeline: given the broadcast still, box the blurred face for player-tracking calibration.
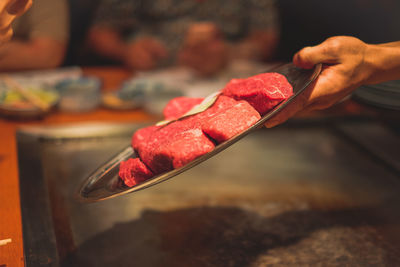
[0,0,32,44]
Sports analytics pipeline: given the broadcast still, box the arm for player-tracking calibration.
[0,0,69,70]
[0,38,65,70]
[88,26,167,70]
[365,41,400,84]
[265,36,400,128]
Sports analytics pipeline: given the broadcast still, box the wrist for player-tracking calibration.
[362,44,380,84]
[363,43,400,84]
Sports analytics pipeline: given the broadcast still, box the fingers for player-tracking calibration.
[146,38,168,59]
[263,74,331,128]
[0,26,13,44]
[126,38,168,70]
[268,36,367,128]
[131,50,156,70]
[7,0,32,15]
[293,38,342,69]
[126,44,156,70]
[264,100,303,128]
[264,81,314,128]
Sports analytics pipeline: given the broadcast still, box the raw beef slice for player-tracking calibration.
[163,96,204,120]
[132,95,237,153]
[131,125,159,152]
[124,83,285,187]
[202,101,261,143]
[135,121,216,173]
[119,158,154,187]
[131,96,238,174]
[151,128,215,170]
[222,72,293,115]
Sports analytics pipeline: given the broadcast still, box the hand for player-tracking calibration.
[124,37,168,70]
[178,22,228,76]
[0,0,32,44]
[234,29,279,61]
[265,36,373,128]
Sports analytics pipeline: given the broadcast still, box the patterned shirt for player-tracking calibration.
[93,0,278,55]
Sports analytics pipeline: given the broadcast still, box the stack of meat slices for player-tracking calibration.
[119,72,293,187]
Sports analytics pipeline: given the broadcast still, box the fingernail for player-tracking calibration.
[264,120,278,128]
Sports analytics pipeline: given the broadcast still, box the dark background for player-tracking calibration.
[276,0,400,60]
[64,0,400,65]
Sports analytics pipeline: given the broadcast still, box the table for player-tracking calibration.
[0,67,397,266]
[0,67,155,266]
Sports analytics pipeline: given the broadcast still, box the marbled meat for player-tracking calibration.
[222,72,293,115]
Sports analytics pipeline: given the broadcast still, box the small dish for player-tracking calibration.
[0,85,59,119]
[77,63,322,203]
[55,77,101,112]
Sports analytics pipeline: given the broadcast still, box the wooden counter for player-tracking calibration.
[0,67,396,266]
[0,67,155,266]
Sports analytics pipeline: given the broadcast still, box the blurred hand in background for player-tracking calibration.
[124,37,168,71]
[86,0,279,73]
[0,0,68,71]
[0,0,32,45]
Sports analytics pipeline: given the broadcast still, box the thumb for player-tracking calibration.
[293,40,339,69]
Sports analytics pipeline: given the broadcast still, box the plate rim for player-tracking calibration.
[77,63,322,203]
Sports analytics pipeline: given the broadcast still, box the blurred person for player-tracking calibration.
[0,0,69,71]
[87,0,279,76]
[265,36,400,128]
[0,0,32,45]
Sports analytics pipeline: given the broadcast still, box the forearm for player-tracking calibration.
[87,27,128,62]
[364,42,400,84]
[0,38,65,71]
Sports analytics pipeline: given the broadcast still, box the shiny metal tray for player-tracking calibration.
[17,120,400,266]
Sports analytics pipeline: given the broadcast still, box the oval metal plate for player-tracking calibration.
[77,63,322,203]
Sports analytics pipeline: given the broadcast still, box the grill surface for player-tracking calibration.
[17,121,400,266]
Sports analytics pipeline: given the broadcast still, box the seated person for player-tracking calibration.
[0,0,32,45]
[87,0,279,76]
[0,0,69,71]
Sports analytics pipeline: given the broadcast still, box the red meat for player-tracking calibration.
[151,128,215,171]
[194,95,238,122]
[222,72,293,115]
[119,158,154,187]
[135,121,216,173]
[131,125,159,152]
[131,95,237,154]
[202,101,261,143]
[132,95,238,174]
[122,73,293,187]
[163,96,204,120]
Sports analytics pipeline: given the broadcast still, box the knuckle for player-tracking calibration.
[323,38,343,56]
[313,98,334,110]
[295,46,315,67]
[299,46,312,59]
